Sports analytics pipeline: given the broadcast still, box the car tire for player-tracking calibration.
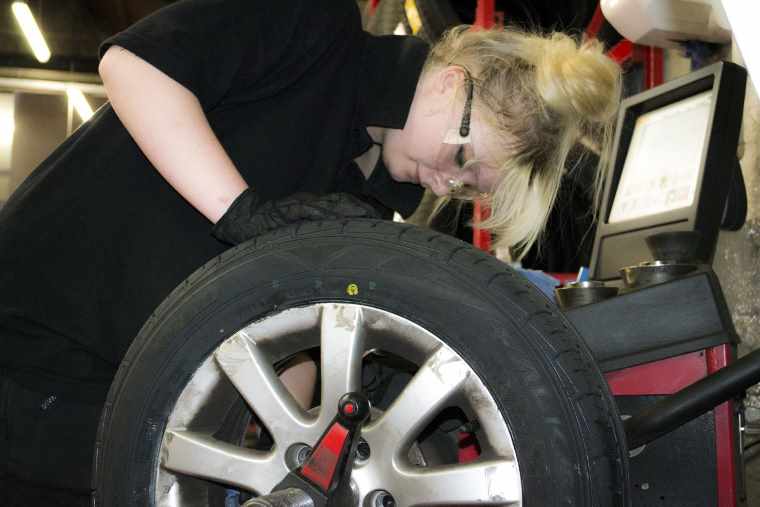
[93,219,630,506]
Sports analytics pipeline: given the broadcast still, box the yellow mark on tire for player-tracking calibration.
[404,0,422,35]
[346,283,359,296]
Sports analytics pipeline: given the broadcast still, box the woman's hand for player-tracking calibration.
[99,46,248,223]
[212,189,383,245]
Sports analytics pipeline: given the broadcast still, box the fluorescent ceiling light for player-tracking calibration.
[11,2,51,63]
[67,87,94,122]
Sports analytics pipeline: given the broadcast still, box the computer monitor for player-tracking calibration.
[590,61,746,281]
[608,91,712,224]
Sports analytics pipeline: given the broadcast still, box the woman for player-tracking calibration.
[0,0,620,504]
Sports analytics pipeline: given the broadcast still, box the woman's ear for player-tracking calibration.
[415,66,466,116]
[437,66,467,97]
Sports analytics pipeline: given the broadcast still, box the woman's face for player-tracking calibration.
[383,66,502,197]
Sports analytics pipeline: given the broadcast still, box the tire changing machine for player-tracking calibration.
[555,60,759,506]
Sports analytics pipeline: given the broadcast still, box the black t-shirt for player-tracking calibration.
[0,0,427,400]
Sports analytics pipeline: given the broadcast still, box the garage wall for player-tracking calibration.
[0,88,107,204]
[9,92,68,192]
[0,92,12,198]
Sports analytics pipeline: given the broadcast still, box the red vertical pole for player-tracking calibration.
[608,40,634,64]
[644,46,665,88]
[585,4,605,39]
[471,0,495,251]
[472,201,492,252]
[474,0,495,29]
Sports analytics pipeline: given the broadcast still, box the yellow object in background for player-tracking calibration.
[404,0,422,35]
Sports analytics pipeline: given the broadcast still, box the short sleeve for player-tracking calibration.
[99,0,359,110]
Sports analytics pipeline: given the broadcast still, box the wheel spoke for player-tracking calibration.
[215,331,310,443]
[396,459,521,505]
[318,304,365,425]
[161,430,286,494]
[364,346,469,451]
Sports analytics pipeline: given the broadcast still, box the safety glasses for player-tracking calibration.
[433,70,495,199]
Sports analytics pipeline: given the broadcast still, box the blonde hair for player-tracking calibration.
[423,26,622,260]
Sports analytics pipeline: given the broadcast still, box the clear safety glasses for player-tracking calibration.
[434,70,496,199]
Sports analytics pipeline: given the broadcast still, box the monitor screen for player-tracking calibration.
[608,91,713,224]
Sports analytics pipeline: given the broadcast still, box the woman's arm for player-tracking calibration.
[100,45,320,405]
[98,45,248,223]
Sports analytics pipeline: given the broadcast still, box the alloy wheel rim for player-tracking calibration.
[156,303,522,506]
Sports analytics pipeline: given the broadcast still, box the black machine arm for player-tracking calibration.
[625,346,760,450]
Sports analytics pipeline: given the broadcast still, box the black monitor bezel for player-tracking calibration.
[590,61,746,281]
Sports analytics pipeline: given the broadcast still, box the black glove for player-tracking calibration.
[212,188,383,245]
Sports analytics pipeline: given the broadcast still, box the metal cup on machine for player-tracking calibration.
[619,231,703,289]
[555,280,619,310]
[644,230,704,264]
[619,260,698,289]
